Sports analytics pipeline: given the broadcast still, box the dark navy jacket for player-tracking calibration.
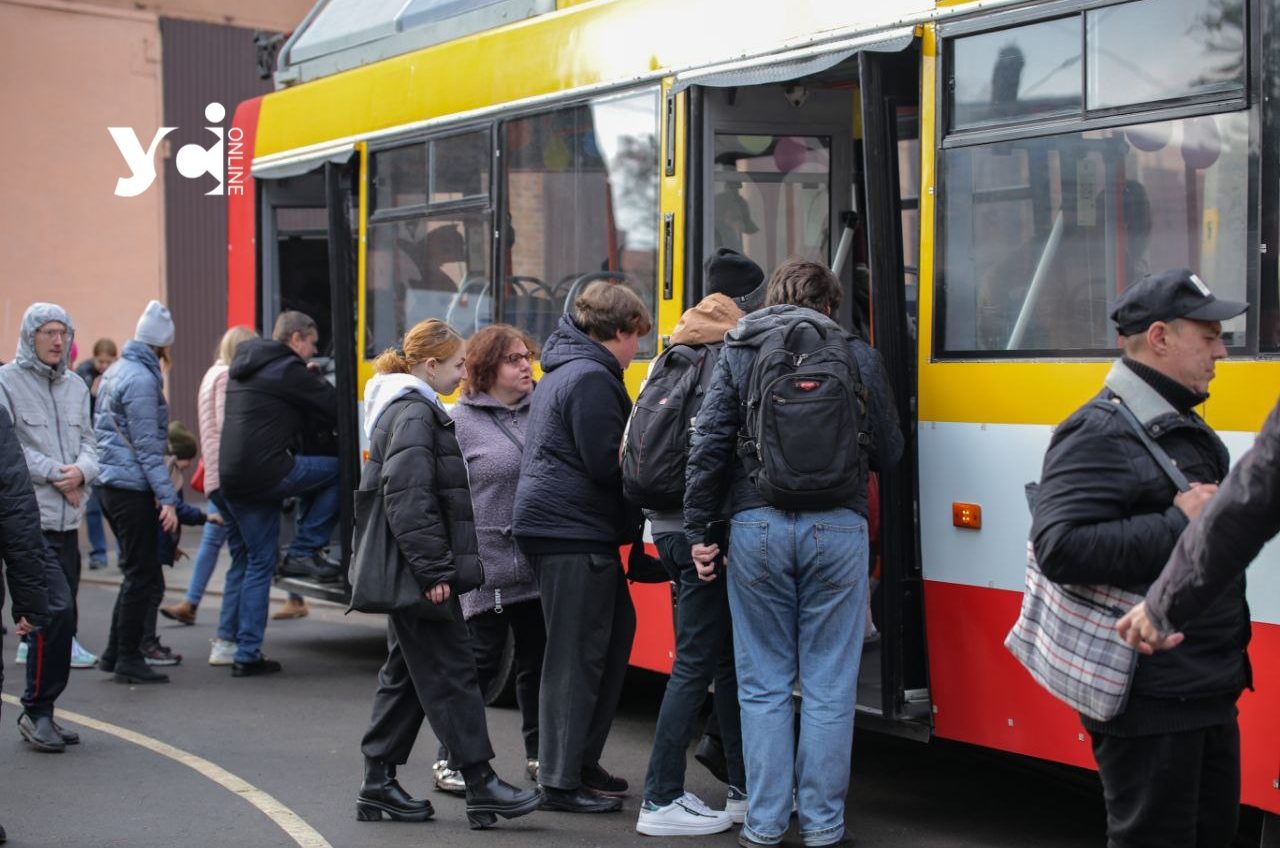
[219,339,336,497]
[513,316,633,553]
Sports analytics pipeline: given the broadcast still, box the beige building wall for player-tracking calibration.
[0,0,311,361]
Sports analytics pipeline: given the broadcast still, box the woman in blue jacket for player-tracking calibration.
[93,301,180,685]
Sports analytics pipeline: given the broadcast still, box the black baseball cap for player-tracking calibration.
[1110,268,1248,337]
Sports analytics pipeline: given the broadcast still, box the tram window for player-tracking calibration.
[365,211,493,355]
[430,130,490,203]
[950,17,1082,131]
[713,134,831,275]
[501,90,659,355]
[373,144,428,210]
[938,111,1249,355]
[1086,0,1244,111]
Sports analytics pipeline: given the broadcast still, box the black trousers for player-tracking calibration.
[439,599,547,763]
[361,599,495,770]
[1091,721,1241,848]
[141,570,165,644]
[534,551,636,790]
[99,487,163,663]
[20,532,74,718]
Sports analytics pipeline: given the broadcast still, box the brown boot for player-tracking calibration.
[271,597,309,620]
[159,599,198,625]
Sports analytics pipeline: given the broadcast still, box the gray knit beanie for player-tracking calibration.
[134,300,175,347]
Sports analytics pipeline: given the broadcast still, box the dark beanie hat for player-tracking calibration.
[705,248,767,311]
[167,420,198,460]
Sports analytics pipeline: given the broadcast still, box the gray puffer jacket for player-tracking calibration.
[0,303,98,531]
[93,340,179,505]
[453,389,538,619]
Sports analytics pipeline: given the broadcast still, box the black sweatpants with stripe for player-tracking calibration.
[20,530,75,718]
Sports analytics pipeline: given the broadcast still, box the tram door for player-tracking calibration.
[690,40,928,732]
[256,164,361,601]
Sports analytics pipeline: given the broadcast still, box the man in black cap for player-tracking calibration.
[1030,267,1250,848]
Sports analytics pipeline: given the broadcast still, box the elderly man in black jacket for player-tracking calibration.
[513,281,652,814]
[0,406,55,844]
[218,311,339,676]
[1118,394,1280,652]
[1031,268,1250,848]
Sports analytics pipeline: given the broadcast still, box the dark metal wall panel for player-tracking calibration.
[161,17,272,453]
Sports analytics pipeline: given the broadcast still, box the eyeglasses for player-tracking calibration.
[36,329,68,341]
[502,352,535,365]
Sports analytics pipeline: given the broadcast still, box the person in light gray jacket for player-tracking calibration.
[0,302,97,751]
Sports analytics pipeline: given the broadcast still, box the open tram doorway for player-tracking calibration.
[256,163,361,603]
[686,39,928,734]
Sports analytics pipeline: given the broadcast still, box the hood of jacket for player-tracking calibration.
[15,303,74,381]
[725,304,844,348]
[228,338,297,380]
[669,293,743,347]
[539,315,623,379]
[457,387,533,413]
[363,372,441,439]
[119,339,163,376]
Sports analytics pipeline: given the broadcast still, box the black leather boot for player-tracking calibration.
[356,759,434,822]
[462,763,543,829]
[17,713,65,753]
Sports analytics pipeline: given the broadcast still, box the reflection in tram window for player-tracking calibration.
[940,111,1249,354]
[713,134,831,276]
[950,16,1082,130]
[502,90,659,355]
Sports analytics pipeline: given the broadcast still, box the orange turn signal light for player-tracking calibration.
[952,502,982,530]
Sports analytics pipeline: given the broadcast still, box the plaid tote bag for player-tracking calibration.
[1006,398,1191,721]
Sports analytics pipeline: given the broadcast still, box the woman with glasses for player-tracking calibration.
[431,324,546,794]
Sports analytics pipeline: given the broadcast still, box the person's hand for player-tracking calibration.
[207,512,225,526]
[426,583,452,604]
[62,487,82,509]
[14,617,34,637]
[159,504,178,534]
[1174,482,1218,521]
[175,546,189,562]
[691,543,719,583]
[58,465,85,489]
[1116,601,1185,654]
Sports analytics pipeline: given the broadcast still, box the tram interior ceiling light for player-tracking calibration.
[784,84,810,108]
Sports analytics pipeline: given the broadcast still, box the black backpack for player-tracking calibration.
[739,315,867,509]
[622,342,720,510]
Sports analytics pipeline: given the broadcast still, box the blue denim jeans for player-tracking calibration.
[186,499,228,605]
[222,457,339,662]
[642,533,745,805]
[726,506,868,847]
[84,486,108,562]
[211,490,249,646]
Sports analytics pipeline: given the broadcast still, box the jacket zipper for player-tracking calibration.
[49,381,68,528]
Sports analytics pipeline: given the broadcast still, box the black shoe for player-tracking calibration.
[580,762,628,795]
[51,718,79,745]
[232,657,282,677]
[279,552,343,582]
[141,637,182,667]
[17,713,66,753]
[97,655,116,673]
[694,733,730,784]
[356,759,434,822]
[113,658,170,684]
[539,785,622,813]
[463,766,543,829]
[1,820,6,843]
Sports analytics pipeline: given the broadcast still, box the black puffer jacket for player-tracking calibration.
[1032,358,1250,735]
[220,339,337,497]
[0,407,51,628]
[683,305,903,544]
[362,393,478,591]
[1148,394,1280,632]
[513,315,633,553]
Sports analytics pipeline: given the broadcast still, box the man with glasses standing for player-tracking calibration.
[0,303,98,752]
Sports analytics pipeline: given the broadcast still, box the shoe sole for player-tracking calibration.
[18,728,66,753]
[433,781,467,797]
[144,659,182,667]
[209,658,234,666]
[636,818,735,836]
[541,799,623,813]
[355,799,434,822]
[114,673,169,684]
[70,661,98,669]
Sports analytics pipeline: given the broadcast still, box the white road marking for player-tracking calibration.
[2,693,333,848]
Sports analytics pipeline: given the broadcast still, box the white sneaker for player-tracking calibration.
[209,638,236,666]
[636,792,733,836]
[14,640,27,664]
[725,786,747,825]
[70,637,98,669]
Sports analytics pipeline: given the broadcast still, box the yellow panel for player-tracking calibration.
[356,143,374,396]
[657,79,686,352]
[256,0,932,159]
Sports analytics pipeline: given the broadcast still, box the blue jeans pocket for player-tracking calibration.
[728,518,770,587]
[811,520,865,590]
